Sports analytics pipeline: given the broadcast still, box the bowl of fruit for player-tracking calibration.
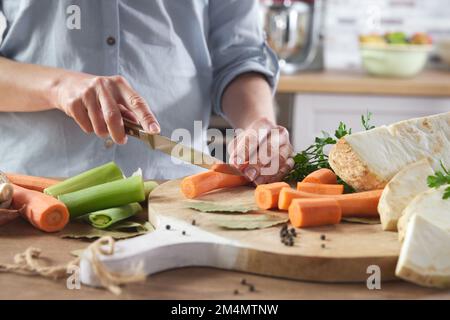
[359,32,433,78]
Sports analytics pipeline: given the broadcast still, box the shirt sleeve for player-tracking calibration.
[208,0,280,116]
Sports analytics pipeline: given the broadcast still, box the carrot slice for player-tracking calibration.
[11,185,69,232]
[255,182,290,210]
[6,173,60,193]
[289,198,342,228]
[278,187,382,217]
[302,168,337,184]
[297,182,344,195]
[181,171,248,199]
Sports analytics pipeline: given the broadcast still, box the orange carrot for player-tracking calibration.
[289,198,342,228]
[11,185,69,232]
[181,171,249,199]
[302,168,337,184]
[297,182,344,195]
[278,187,382,217]
[6,173,60,193]
[255,182,290,210]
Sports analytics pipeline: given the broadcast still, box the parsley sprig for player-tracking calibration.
[285,112,375,193]
[427,161,450,200]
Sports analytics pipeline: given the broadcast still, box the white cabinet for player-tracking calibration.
[291,93,450,151]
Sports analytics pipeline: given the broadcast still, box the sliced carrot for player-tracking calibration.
[289,198,342,228]
[278,187,382,217]
[6,173,60,193]
[297,182,344,195]
[302,168,337,184]
[255,182,290,210]
[181,171,249,199]
[11,185,69,232]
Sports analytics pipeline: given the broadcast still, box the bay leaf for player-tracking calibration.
[341,217,381,225]
[185,200,258,213]
[209,213,288,230]
[60,221,154,240]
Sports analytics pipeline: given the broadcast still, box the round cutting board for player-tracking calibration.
[147,180,401,283]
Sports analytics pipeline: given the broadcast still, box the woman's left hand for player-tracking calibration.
[228,118,294,185]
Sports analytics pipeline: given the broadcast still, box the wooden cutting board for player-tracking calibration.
[79,180,401,287]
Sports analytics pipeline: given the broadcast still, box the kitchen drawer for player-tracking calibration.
[291,93,450,151]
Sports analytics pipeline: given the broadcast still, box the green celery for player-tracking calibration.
[44,162,123,197]
[88,202,143,229]
[58,175,145,219]
[144,181,159,199]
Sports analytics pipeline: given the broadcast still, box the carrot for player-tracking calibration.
[255,182,290,210]
[6,173,60,193]
[278,187,382,217]
[181,171,249,199]
[289,198,342,228]
[297,182,344,195]
[11,185,69,232]
[302,168,337,184]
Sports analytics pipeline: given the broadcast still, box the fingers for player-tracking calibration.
[115,76,160,134]
[83,88,108,138]
[97,83,127,144]
[67,98,93,134]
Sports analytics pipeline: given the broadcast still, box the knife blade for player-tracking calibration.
[123,119,243,176]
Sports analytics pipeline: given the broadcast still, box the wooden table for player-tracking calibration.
[1,217,450,300]
[277,69,450,97]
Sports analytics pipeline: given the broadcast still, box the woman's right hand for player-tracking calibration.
[52,72,160,144]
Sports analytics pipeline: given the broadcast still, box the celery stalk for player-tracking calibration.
[88,202,143,229]
[44,162,123,197]
[58,175,145,219]
[144,181,159,199]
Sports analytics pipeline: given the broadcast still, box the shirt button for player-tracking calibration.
[106,36,116,46]
[104,138,114,149]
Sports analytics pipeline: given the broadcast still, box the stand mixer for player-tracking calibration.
[261,0,324,74]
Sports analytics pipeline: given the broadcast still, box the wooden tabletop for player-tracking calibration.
[277,69,450,97]
[1,217,450,300]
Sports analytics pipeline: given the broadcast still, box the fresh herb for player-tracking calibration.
[427,161,450,200]
[361,111,376,131]
[285,113,376,193]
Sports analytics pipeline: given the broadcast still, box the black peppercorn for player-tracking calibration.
[320,234,326,241]
[290,228,297,237]
[249,285,255,292]
[233,289,239,295]
[166,224,171,230]
[192,219,196,226]
[182,230,186,236]
[321,243,326,249]
[240,278,247,285]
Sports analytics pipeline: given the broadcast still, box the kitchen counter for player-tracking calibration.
[277,69,450,97]
[1,212,450,300]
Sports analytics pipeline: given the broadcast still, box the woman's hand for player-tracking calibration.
[228,117,294,185]
[52,72,160,144]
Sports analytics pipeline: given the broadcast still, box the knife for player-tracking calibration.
[123,119,243,176]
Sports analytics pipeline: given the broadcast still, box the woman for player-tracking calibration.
[0,0,293,183]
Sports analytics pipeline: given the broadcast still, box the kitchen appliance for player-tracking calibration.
[261,0,324,74]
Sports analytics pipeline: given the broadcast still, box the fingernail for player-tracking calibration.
[148,123,160,134]
[236,156,244,165]
[244,167,257,181]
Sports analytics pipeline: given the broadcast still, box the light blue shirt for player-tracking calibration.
[0,0,278,179]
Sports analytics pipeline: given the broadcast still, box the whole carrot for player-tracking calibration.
[6,173,60,193]
[11,185,69,232]
[181,171,248,199]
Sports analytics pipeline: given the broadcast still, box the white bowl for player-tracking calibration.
[360,44,432,78]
